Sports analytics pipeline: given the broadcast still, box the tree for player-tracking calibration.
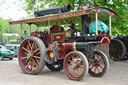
[0,18,9,35]
[22,0,109,16]
[22,0,128,35]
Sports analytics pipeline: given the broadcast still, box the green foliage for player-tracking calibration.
[0,42,4,45]
[10,41,20,44]
[3,36,18,40]
[22,0,128,35]
[9,24,21,34]
[0,18,9,35]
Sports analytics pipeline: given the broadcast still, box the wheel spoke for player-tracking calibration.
[25,61,31,68]
[31,42,35,51]
[30,62,34,71]
[97,55,101,61]
[77,59,82,64]
[88,59,94,66]
[78,68,84,73]
[98,62,104,65]
[32,59,38,67]
[99,65,103,70]
[23,47,30,53]
[77,56,79,62]
[69,68,73,72]
[35,58,40,65]
[36,52,40,55]
[94,66,97,73]
[28,41,32,50]
[24,52,28,55]
[31,62,34,71]
[79,64,84,67]
[88,58,94,65]
[21,57,27,60]
[33,56,40,59]
[90,65,94,69]
[97,67,100,73]
[98,58,103,62]
[68,64,72,67]
[73,69,75,76]
[77,68,79,76]
[72,56,74,63]
[69,60,73,64]
[27,45,30,51]
[33,48,40,54]
[29,62,32,70]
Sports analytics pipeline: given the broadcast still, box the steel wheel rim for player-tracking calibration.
[19,39,41,73]
[88,53,106,76]
[64,53,86,80]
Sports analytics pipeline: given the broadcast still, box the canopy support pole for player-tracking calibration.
[96,12,98,35]
[109,16,112,36]
[29,24,32,36]
[36,25,39,31]
[20,24,23,38]
[48,20,50,33]
[81,15,86,36]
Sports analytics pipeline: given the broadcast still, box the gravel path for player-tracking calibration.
[0,58,128,85]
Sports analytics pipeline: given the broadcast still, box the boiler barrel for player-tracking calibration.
[76,41,100,48]
[62,41,100,52]
[34,4,71,17]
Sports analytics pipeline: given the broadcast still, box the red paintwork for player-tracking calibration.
[31,32,52,47]
[45,25,66,59]
[57,49,66,59]
[43,34,51,47]
[47,48,66,59]
[31,32,40,37]
[42,25,65,47]
[51,33,65,42]
[46,41,75,60]
[33,32,39,36]
[62,42,75,53]
[31,25,110,61]
[95,36,110,45]
[100,37,110,43]
[50,25,64,33]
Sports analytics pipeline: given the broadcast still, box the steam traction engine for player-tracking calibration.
[9,5,118,80]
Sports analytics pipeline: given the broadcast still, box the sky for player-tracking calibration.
[0,0,27,20]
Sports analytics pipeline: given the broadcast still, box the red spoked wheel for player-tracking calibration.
[87,50,109,77]
[64,51,89,80]
[18,37,46,74]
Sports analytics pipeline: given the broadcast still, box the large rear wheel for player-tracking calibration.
[109,39,126,61]
[87,50,109,77]
[18,37,46,74]
[64,51,89,80]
